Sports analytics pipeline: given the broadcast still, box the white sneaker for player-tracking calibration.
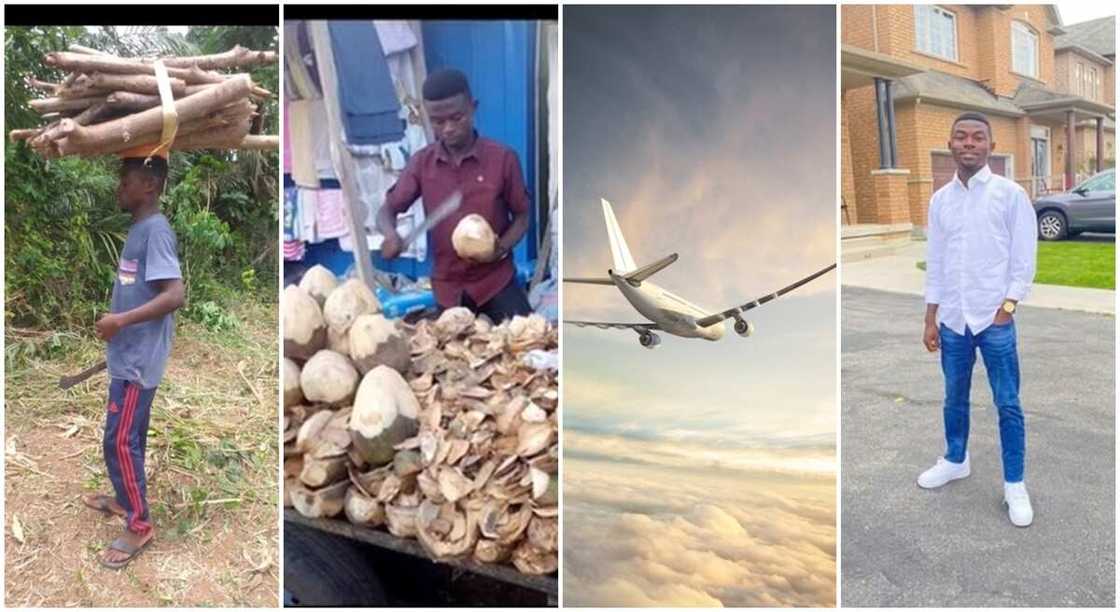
[917,454,970,489]
[1004,482,1034,527]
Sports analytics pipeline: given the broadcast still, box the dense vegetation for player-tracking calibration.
[4,26,279,335]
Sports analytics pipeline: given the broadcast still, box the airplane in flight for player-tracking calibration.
[564,199,836,348]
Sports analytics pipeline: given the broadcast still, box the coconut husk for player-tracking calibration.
[282,301,558,575]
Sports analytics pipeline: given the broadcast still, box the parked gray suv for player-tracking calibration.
[1033,168,1115,241]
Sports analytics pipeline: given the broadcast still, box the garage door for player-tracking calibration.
[931,152,1008,192]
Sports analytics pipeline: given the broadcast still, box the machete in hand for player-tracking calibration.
[400,190,462,248]
[59,360,107,390]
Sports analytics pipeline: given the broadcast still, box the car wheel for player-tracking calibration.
[1038,211,1067,241]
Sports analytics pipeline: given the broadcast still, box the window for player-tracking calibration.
[915,5,957,61]
[1089,65,1099,100]
[1079,170,1114,192]
[1012,22,1039,78]
[1075,62,1085,96]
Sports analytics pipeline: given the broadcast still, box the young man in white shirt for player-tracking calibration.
[918,112,1038,527]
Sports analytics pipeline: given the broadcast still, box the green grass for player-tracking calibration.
[917,240,1115,290]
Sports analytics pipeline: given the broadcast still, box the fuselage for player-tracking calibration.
[609,271,725,341]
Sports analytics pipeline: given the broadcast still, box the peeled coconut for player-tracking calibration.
[298,264,338,306]
[349,365,420,466]
[327,326,351,355]
[349,314,411,374]
[300,350,359,406]
[283,285,327,360]
[451,214,496,261]
[323,278,381,333]
[283,358,304,408]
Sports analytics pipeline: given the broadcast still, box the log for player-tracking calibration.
[169,120,254,151]
[56,99,254,157]
[53,75,252,154]
[26,78,60,94]
[105,84,218,112]
[69,44,113,56]
[72,101,110,126]
[300,455,348,488]
[29,95,104,114]
[154,45,278,70]
[236,134,277,150]
[10,128,43,142]
[44,52,229,85]
[68,72,187,98]
[291,480,348,518]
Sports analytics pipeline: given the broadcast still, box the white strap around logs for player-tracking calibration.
[146,59,179,162]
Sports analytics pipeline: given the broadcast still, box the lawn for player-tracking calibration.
[917,240,1115,290]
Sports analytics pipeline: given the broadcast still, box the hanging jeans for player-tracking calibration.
[939,321,1026,483]
[103,378,156,535]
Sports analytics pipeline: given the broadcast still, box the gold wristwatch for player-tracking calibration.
[1001,300,1016,314]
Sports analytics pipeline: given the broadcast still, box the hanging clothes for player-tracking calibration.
[283,240,306,261]
[298,188,318,244]
[284,21,321,99]
[374,20,418,55]
[283,186,299,241]
[309,98,336,180]
[315,189,349,240]
[282,103,294,175]
[288,99,320,188]
[328,21,405,146]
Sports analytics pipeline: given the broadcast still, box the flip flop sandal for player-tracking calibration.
[100,535,153,570]
[81,494,126,518]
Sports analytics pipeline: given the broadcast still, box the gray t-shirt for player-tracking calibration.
[107,213,182,389]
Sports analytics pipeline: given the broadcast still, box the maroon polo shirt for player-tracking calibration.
[384,135,530,308]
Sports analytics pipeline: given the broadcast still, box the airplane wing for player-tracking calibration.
[694,263,837,328]
[564,320,661,334]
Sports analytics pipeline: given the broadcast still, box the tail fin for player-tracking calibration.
[601,198,637,273]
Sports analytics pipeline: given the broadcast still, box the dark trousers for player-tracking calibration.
[103,378,156,535]
[460,278,532,323]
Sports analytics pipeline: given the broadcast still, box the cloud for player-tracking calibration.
[564,452,837,607]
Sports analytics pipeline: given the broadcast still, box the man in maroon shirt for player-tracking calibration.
[378,68,532,322]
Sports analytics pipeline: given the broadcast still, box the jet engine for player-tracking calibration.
[639,332,661,348]
[733,318,755,337]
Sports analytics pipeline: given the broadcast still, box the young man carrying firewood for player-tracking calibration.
[378,68,533,323]
[80,153,185,569]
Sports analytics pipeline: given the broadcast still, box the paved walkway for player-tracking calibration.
[842,241,1115,315]
[841,287,1115,607]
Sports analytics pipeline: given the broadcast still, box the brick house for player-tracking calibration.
[841,5,1115,237]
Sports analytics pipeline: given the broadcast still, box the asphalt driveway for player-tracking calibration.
[841,287,1115,607]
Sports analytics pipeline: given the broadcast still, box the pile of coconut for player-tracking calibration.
[283,265,558,575]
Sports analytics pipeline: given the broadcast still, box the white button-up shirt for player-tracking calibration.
[925,164,1038,335]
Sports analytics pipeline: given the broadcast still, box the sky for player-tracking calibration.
[1055,2,1116,26]
[562,5,837,607]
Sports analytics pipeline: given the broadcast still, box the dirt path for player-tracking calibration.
[5,304,278,607]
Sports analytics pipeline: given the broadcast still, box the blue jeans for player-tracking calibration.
[939,321,1025,483]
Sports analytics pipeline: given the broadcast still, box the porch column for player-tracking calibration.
[874,77,896,169]
[1096,116,1104,173]
[884,79,899,168]
[1065,108,1076,189]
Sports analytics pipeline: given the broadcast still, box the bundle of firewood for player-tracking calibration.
[283,266,559,575]
[10,44,279,157]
